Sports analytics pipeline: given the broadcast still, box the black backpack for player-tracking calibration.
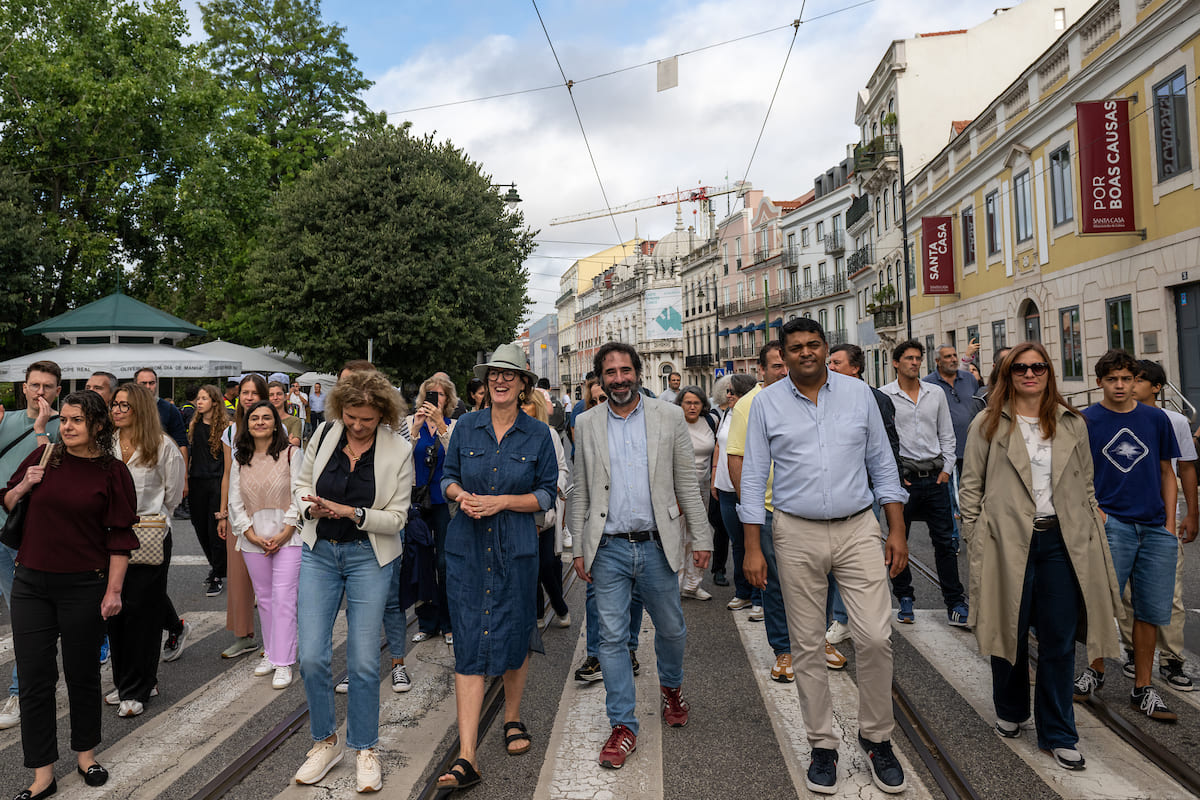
[548,398,567,432]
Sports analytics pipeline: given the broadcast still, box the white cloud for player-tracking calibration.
[362,0,1007,323]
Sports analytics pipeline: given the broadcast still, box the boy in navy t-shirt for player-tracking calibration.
[1073,350,1179,722]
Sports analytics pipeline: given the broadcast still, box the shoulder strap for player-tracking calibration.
[0,426,37,462]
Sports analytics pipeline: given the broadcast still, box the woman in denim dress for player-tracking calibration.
[436,344,557,791]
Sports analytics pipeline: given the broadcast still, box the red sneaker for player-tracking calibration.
[661,685,690,727]
[598,725,637,769]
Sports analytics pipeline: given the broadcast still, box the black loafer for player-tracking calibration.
[78,763,109,787]
[13,778,57,800]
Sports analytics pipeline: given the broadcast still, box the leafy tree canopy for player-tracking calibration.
[244,125,534,386]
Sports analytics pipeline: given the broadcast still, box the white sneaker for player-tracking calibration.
[749,605,765,622]
[272,666,293,689]
[106,686,157,705]
[117,699,144,717]
[254,656,274,677]
[335,676,350,694]
[356,748,382,793]
[0,695,18,730]
[727,597,753,610]
[294,738,343,785]
[563,532,573,549]
[556,612,572,628]
[826,620,852,645]
[681,586,713,601]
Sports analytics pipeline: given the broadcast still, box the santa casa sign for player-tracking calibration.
[1076,99,1136,233]
[921,216,955,295]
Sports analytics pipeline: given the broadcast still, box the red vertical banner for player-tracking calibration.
[921,216,955,295]
[1076,99,1135,233]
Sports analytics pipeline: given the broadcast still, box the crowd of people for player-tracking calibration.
[0,322,1196,798]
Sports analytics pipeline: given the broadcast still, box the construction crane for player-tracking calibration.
[550,181,747,239]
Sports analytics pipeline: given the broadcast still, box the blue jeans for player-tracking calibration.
[381,558,408,661]
[585,581,643,658]
[298,539,392,750]
[991,524,1080,750]
[759,511,790,656]
[1104,517,1177,626]
[591,536,687,735]
[826,579,849,627]
[718,490,762,605]
[0,543,18,695]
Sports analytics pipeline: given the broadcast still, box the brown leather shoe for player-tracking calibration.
[661,685,690,727]
[598,725,637,769]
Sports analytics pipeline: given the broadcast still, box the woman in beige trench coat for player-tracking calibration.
[959,342,1121,772]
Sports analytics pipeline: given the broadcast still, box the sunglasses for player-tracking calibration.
[1010,362,1049,376]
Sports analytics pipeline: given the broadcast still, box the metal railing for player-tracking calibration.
[845,194,870,229]
[828,328,849,345]
[873,308,900,330]
[1064,380,1196,421]
[685,354,715,368]
[854,133,898,173]
[824,231,845,255]
[847,244,873,273]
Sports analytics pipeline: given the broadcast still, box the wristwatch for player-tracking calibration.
[353,507,366,525]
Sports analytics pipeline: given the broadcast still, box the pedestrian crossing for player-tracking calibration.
[2,585,1200,799]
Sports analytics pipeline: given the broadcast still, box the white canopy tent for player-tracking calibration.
[0,343,240,382]
[187,340,306,375]
[295,371,337,390]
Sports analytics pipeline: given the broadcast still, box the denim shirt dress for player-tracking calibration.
[441,409,557,675]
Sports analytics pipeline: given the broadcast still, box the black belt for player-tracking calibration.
[795,506,872,525]
[605,530,659,543]
[1032,516,1059,531]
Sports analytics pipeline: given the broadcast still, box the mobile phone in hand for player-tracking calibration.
[426,391,440,408]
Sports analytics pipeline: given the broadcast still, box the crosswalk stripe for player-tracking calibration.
[536,614,663,798]
[732,612,934,798]
[894,615,1200,800]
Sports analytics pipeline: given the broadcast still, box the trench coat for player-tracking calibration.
[959,405,1123,665]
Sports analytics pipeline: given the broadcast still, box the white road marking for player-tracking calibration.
[894,614,1200,800]
[732,612,933,798]
[52,614,349,799]
[171,554,215,567]
[536,612,663,800]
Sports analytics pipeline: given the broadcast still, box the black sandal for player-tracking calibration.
[436,757,481,790]
[504,721,532,755]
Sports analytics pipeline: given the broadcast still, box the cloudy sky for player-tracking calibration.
[192,0,1021,324]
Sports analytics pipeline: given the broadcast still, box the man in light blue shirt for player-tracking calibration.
[741,319,908,795]
[570,342,711,770]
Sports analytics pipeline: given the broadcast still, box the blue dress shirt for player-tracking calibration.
[739,370,907,524]
[603,399,656,534]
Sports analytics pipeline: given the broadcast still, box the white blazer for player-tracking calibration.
[294,421,414,567]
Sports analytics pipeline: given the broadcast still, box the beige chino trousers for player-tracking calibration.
[773,508,895,749]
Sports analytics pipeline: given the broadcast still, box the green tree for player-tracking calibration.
[0,169,61,356]
[245,125,534,384]
[199,0,385,188]
[0,0,226,325]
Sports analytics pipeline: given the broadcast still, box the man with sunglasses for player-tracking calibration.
[1074,350,1180,722]
[881,340,968,628]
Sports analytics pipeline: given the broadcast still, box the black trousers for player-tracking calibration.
[189,476,226,579]
[708,493,729,574]
[110,535,172,703]
[12,565,107,768]
[536,528,569,618]
[889,473,966,608]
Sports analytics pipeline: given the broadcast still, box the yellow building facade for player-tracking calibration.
[907,0,1200,408]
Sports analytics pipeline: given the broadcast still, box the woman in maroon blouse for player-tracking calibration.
[2,391,138,800]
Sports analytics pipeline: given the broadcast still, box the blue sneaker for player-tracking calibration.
[99,636,110,666]
[948,602,970,627]
[858,734,906,793]
[805,747,838,794]
[897,597,914,624]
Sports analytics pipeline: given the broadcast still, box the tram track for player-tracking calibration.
[188,560,578,800]
[907,550,1200,799]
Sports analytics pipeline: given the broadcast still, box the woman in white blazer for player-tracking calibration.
[290,370,413,794]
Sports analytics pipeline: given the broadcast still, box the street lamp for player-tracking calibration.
[491,182,522,210]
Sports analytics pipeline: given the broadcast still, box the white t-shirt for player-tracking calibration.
[713,411,734,493]
[1164,407,1197,521]
[1016,415,1055,517]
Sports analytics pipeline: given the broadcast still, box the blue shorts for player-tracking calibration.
[1104,517,1178,626]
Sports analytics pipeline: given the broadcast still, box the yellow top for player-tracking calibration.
[726,384,773,513]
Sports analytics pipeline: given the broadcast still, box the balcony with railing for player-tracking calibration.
[872,307,901,331]
[775,273,849,307]
[827,328,849,346]
[853,134,898,174]
[685,354,715,368]
[845,194,870,230]
[823,231,845,255]
[556,288,576,307]
[847,244,873,275]
[560,344,571,355]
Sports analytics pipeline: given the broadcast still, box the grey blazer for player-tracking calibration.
[568,397,712,573]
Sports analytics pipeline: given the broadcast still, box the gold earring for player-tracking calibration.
[518,390,527,402]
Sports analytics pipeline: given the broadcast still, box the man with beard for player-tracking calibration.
[741,319,908,794]
[570,342,712,770]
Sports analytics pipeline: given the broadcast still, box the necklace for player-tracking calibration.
[344,440,370,466]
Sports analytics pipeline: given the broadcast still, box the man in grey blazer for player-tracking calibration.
[570,342,713,770]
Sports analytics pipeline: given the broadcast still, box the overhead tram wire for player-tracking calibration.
[531,0,624,252]
[739,4,803,190]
